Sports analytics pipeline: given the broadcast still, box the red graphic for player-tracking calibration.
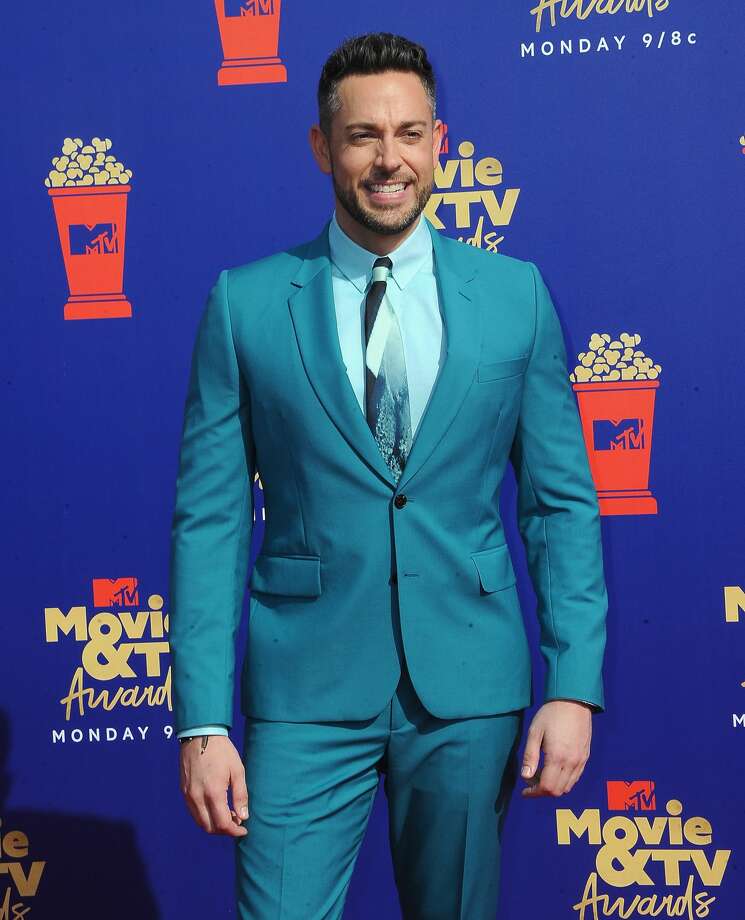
[92,577,139,608]
[573,380,659,515]
[214,0,287,86]
[607,780,656,811]
[440,122,449,155]
[48,185,132,320]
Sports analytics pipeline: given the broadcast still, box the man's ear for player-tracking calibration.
[309,124,332,175]
[432,119,444,163]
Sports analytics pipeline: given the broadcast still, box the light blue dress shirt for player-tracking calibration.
[327,208,446,437]
[176,212,595,739]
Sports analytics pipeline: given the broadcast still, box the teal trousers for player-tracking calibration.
[235,590,524,919]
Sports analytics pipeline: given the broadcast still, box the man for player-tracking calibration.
[169,31,608,920]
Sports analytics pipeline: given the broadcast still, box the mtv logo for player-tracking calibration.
[593,417,645,451]
[92,577,139,608]
[69,222,119,255]
[607,780,656,811]
[224,0,274,15]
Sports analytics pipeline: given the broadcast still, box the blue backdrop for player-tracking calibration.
[3,1,744,917]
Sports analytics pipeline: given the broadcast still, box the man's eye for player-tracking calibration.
[350,132,422,141]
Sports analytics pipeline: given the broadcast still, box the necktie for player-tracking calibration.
[363,256,412,483]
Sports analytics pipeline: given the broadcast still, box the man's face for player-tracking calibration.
[311,70,443,237]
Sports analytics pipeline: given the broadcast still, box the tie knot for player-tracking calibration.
[371,256,392,285]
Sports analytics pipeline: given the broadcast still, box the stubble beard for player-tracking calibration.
[330,157,434,237]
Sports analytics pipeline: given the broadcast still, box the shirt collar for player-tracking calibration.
[328,208,433,294]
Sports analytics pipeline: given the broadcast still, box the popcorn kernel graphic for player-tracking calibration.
[44,136,133,188]
[570,331,662,383]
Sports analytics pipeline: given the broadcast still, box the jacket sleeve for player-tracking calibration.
[168,269,255,733]
[508,261,608,712]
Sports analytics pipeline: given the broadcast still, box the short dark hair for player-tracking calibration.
[317,32,436,138]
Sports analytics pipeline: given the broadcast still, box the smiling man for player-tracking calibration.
[169,31,608,920]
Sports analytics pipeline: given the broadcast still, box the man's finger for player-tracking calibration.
[561,762,581,796]
[186,790,215,833]
[561,759,586,795]
[229,759,250,823]
[521,726,543,779]
[205,785,248,837]
[523,758,558,796]
[544,761,570,796]
[523,760,568,797]
[521,764,542,793]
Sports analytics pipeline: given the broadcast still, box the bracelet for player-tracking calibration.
[178,735,215,753]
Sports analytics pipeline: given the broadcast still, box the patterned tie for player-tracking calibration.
[364,256,412,483]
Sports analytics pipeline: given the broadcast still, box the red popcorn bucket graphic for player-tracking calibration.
[48,184,132,320]
[214,0,287,86]
[573,379,659,516]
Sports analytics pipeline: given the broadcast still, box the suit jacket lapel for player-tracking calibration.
[288,219,397,486]
[287,217,481,492]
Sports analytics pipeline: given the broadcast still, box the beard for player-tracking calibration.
[330,156,433,237]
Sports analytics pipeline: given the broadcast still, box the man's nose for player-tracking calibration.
[374,137,403,172]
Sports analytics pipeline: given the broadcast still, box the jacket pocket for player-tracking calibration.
[249,553,322,597]
[477,354,529,382]
[470,544,517,593]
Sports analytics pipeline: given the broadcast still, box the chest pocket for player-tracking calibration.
[477,354,529,383]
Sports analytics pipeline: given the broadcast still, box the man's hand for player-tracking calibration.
[520,699,593,797]
[179,735,249,836]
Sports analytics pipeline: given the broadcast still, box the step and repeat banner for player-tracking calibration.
[2,1,744,917]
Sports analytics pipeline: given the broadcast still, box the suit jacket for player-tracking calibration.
[168,217,608,731]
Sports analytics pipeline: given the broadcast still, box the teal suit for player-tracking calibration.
[169,216,606,728]
[168,217,607,918]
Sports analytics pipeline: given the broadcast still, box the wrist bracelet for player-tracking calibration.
[179,734,214,755]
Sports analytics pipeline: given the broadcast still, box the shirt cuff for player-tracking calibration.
[176,724,230,739]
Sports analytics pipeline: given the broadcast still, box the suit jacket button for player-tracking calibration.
[394,494,407,509]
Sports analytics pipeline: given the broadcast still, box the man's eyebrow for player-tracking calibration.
[344,120,428,131]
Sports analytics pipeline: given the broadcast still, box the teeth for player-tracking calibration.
[369,183,406,193]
